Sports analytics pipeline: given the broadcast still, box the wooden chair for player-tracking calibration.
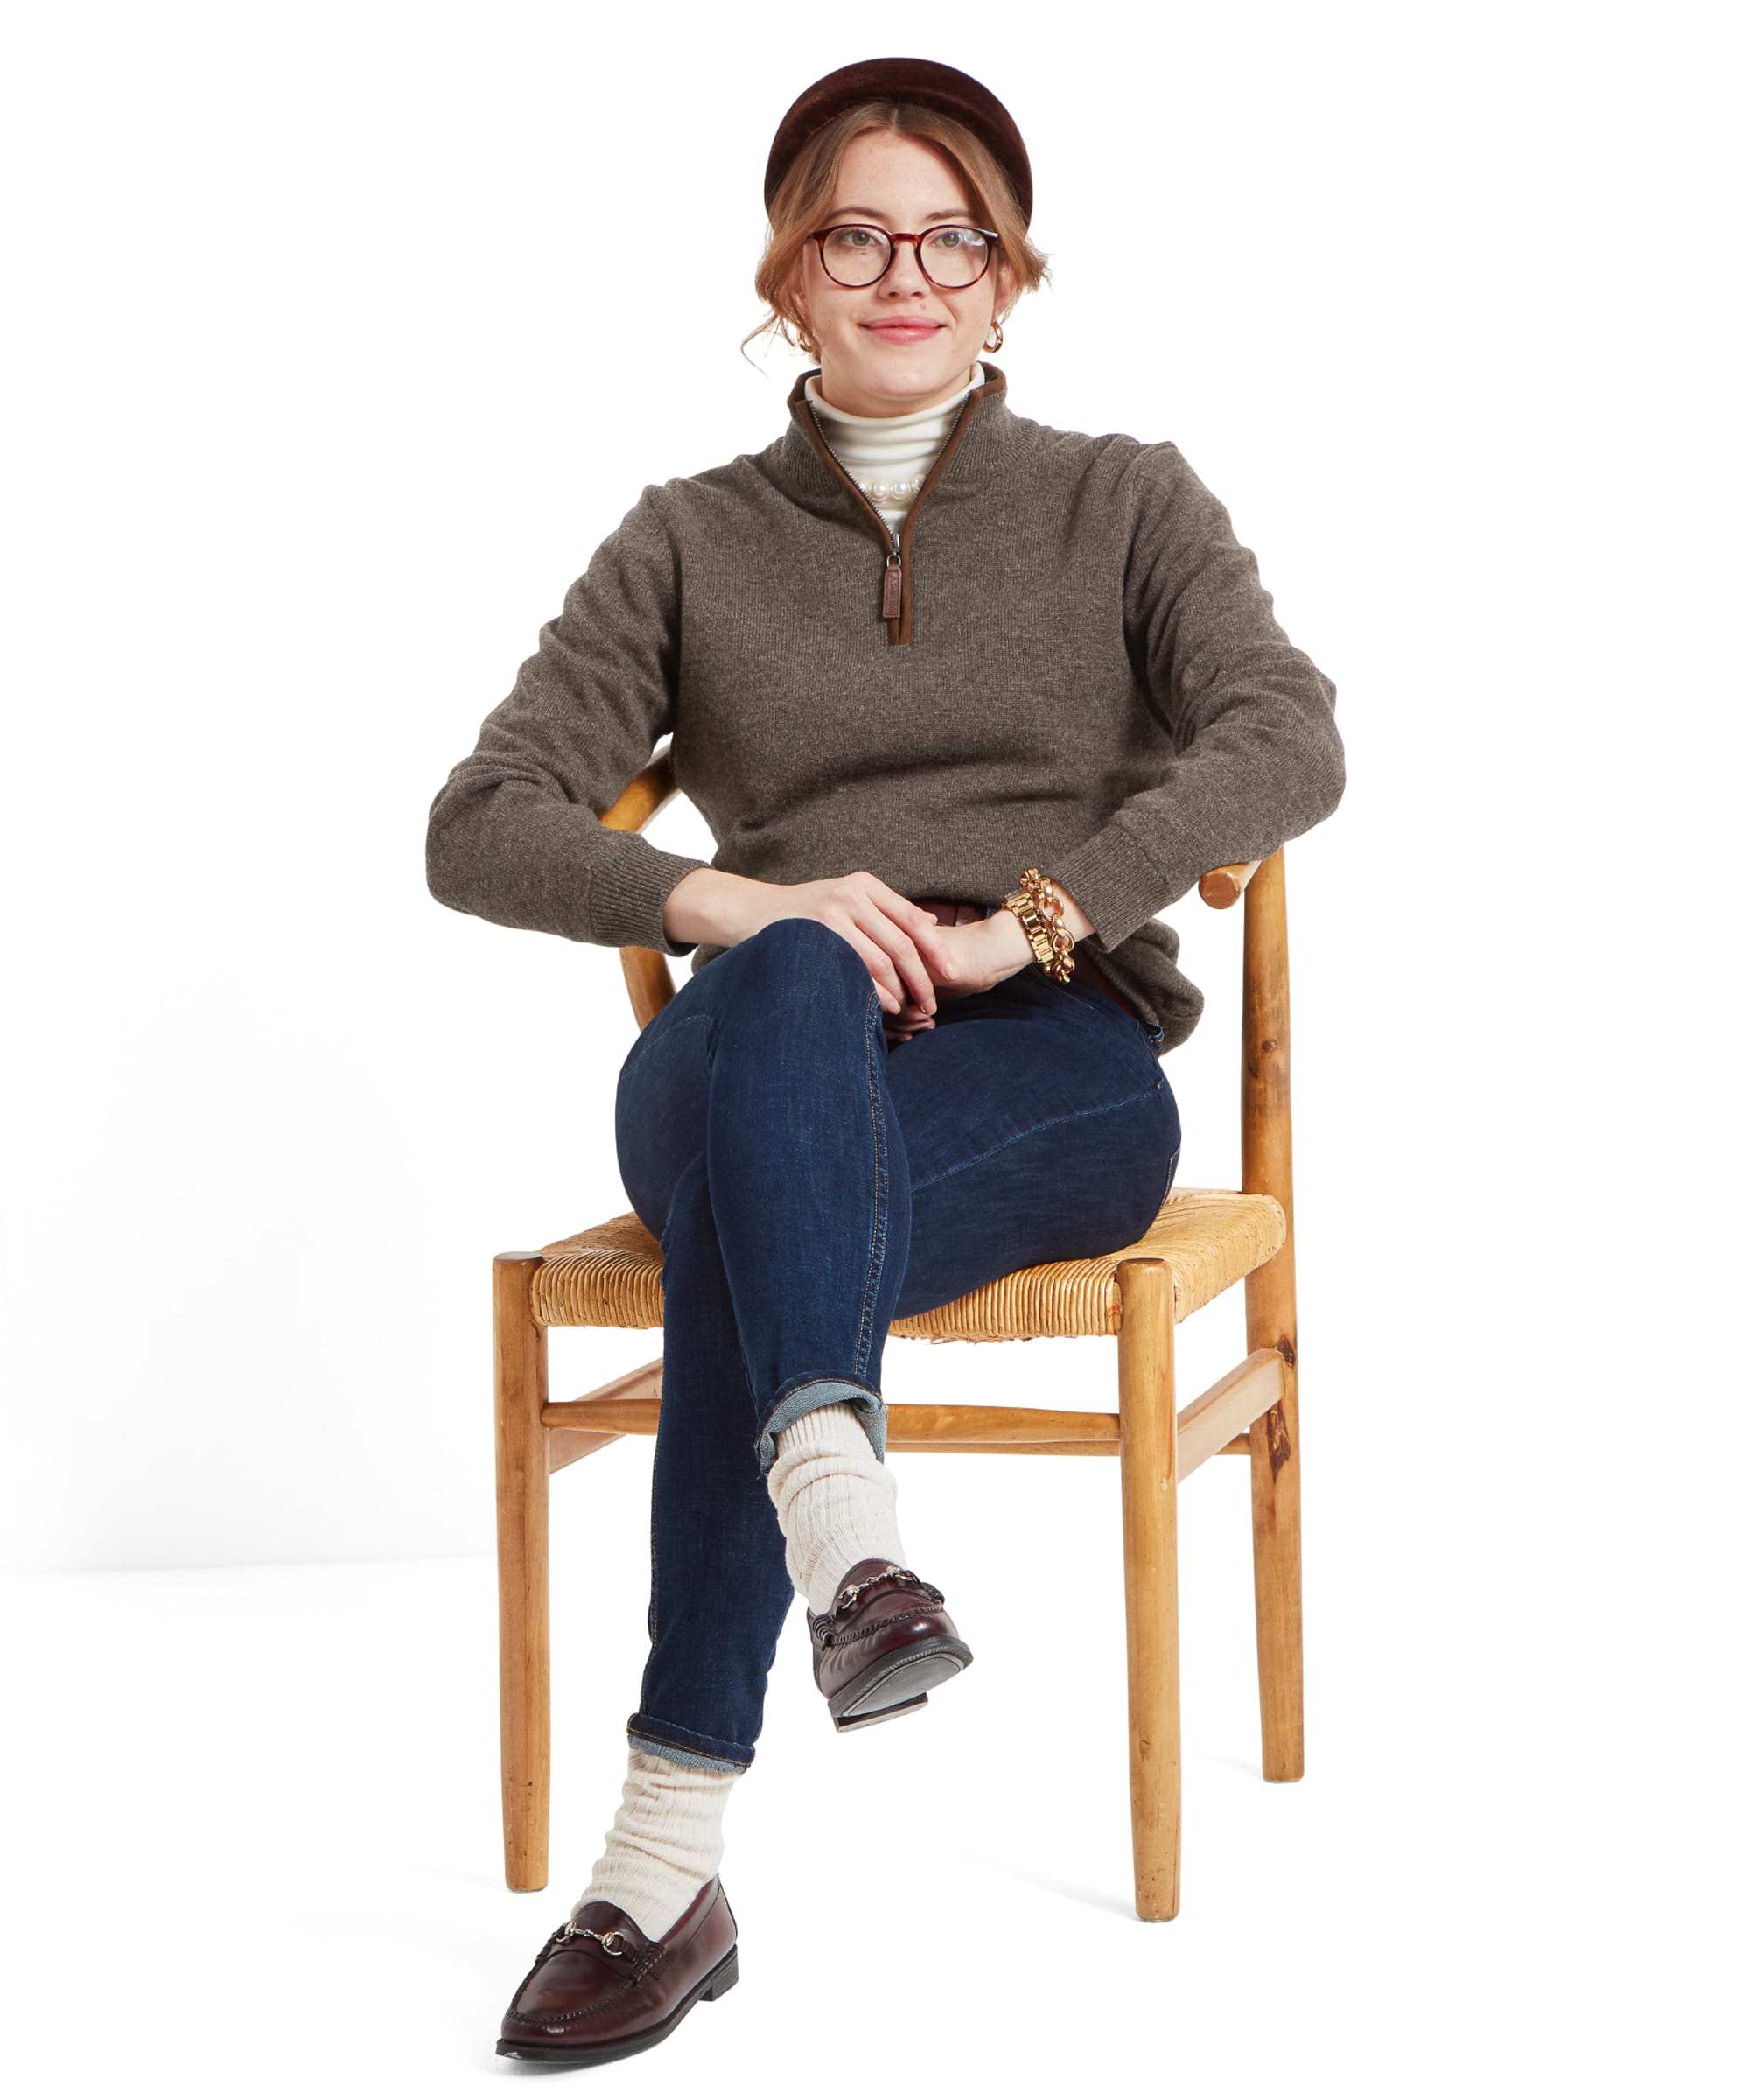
[493,752,1306,1922]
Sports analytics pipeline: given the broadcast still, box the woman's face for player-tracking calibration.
[795,130,1014,418]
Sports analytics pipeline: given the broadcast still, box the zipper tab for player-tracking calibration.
[881,540,903,621]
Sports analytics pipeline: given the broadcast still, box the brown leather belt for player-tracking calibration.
[909,895,1142,1024]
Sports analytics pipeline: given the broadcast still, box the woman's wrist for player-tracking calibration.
[662,866,769,948]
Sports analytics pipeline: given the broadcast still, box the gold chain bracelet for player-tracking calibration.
[1001,867,1076,984]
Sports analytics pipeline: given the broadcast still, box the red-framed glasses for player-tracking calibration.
[809,223,1002,290]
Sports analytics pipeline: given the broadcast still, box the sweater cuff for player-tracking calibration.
[1050,818,1174,955]
[582,830,712,956]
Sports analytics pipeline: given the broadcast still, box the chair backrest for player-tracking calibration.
[599,751,1293,1222]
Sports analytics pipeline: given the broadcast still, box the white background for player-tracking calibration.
[4,2,1734,2093]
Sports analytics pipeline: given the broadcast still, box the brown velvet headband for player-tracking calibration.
[764,56,1033,227]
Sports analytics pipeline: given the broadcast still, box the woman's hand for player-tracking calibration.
[885,907,1035,1045]
[721,870,956,1019]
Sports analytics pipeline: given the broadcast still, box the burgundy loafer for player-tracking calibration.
[496,1875,738,2067]
[808,1558,975,1732]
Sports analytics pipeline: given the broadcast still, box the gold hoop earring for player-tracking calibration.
[984,318,1004,353]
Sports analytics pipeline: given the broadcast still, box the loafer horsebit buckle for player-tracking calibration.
[556,1921,630,1956]
[818,1566,946,1636]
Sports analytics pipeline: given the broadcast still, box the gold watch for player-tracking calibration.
[1001,867,1076,984]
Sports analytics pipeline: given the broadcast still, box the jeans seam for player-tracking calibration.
[648,1452,661,1646]
[855,989,891,1382]
[909,1082,1166,1195]
[648,1031,716,1655]
[694,1008,770,1412]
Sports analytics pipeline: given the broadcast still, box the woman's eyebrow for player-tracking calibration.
[822,206,970,223]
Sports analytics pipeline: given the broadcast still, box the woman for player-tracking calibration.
[426,56,1345,2068]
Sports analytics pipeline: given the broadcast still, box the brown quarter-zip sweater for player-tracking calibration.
[425,361,1345,1052]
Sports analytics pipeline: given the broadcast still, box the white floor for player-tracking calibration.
[3,1442,1723,2097]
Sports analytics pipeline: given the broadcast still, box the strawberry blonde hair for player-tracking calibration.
[741,99,1053,364]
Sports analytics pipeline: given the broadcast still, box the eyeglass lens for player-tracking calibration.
[819,226,991,289]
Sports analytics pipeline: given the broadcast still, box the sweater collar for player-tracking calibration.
[778,360,1012,506]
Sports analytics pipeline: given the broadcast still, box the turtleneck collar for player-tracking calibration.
[799,362,984,525]
[778,360,1014,509]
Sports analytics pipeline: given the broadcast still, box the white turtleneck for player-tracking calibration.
[804,362,986,531]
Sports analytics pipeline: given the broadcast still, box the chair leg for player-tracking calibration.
[1245,1245,1304,1783]
[494,1253,551,1891]
[1247,1364,1305,1782]
[1116,1256,1181,1922]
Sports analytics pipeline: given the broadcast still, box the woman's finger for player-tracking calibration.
[828,920,906,1013]
[859,879,948,1014]
[840,912,928,1016]
[858,904,942,1015]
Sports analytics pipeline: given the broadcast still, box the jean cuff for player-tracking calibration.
[626,1714,753,1774]
[753,1374,887,1475]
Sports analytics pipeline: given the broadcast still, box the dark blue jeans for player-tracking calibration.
[613,917,1182,1773]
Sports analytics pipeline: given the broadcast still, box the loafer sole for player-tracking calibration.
[496,1943,738,2065]
[827,1636,975,1730]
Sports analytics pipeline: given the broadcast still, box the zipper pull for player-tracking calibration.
[881,528,903,621]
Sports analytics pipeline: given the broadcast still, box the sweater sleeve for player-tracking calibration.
[424,486,711,956]
[1049,443,1346,953]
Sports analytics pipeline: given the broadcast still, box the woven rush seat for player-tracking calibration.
[532,1186,1285,1339]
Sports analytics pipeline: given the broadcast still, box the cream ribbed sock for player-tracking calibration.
[575,1746,737,1941]
[766,1400,907,1617]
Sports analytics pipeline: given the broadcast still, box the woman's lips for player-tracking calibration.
[864,323,942,342]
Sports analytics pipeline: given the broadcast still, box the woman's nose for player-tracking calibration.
[883,242,930,292]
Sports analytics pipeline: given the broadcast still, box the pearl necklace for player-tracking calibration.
[862,473,926,502]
